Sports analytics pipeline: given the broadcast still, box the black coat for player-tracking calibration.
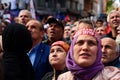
[2,23,35,80]
[41,68,68,80]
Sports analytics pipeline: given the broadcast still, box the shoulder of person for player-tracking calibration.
[37,43,50,54]
[101,66,120,79]
[40,42,50,47]
[92,66,120,80]
[57,71,74,80]
[103,66,120,72]
[41,71,53,80]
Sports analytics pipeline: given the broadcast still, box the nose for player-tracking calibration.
[101,47,106,53]
[82,43,89,51]
[51,26,55,30]
[52,51,57,57]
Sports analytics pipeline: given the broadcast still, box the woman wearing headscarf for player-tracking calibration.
[58,28,120,80]
[42,41,69,80]
[2,23,35,80]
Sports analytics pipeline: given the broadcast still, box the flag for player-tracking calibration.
[30,0,36,19]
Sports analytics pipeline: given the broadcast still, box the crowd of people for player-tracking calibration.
[0,4,120,80]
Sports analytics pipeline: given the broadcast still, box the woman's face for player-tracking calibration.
[49,45,67,69]
[73,35,98,67]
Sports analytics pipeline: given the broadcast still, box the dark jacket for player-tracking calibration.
[2,23,35,80]
[41,68,68,80]
[32,43,52,80]
[105,57,120,68]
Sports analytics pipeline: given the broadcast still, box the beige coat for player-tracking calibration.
[58,66,120,80]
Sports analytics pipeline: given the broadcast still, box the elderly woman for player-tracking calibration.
[58,28,120,80]
[42,41,69,80]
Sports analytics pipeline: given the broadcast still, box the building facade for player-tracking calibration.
[1,0,109,19]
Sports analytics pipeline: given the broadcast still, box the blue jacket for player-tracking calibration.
[32,43,52,80]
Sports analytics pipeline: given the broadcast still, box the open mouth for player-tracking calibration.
[50,31,55,34]
[50,31,56,35]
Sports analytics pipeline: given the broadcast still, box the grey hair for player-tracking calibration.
[78,19,94,29]
[107,10,120,22]
[18,9,32,18]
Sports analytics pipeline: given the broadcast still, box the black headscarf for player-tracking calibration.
[2,23,32,54]
[2,23,35,80]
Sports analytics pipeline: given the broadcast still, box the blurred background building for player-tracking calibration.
[0,0,118,20]
[34,0,109,19]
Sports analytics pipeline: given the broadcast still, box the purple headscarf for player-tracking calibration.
[66,28,104,80]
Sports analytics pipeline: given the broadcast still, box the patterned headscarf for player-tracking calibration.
[66,28,104,80]
[51,41,70,53]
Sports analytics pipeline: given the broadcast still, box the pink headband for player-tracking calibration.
[74,28,97,38]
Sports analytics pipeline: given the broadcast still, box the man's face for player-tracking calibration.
[109,12,120,28]
[26,20,43,41]
[70,27,77,41]
[73,21,79,27]
[47,22,63,41]
[63,26,71,39]
[18,12,31,25]
[101,38,118,64]
[96,27,106,37]
[96,21,103,27]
